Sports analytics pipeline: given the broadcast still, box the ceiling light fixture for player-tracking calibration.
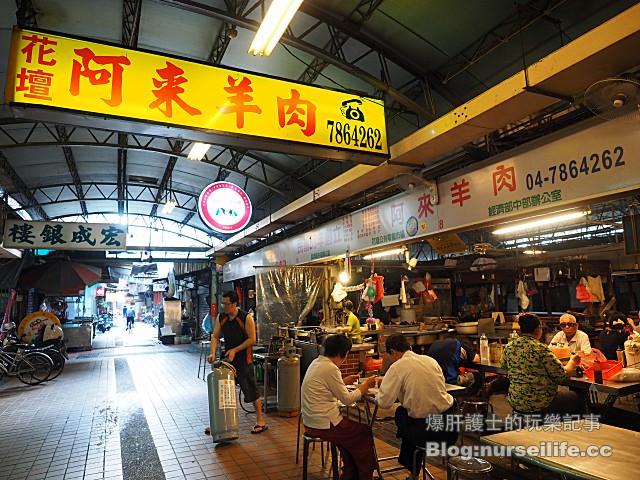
[187,142,210,161]
[162,175,177,215]
[362,247,405,260]
[162,198,176,215]
[493,210,590,235]
[248,0,303,56]
[523,249,546,255]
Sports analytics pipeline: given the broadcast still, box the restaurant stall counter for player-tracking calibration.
[61,318,94,350]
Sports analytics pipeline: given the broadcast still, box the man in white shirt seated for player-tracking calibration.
[548,313,592,354]
[301,334,377,480]
[376,334,458,478]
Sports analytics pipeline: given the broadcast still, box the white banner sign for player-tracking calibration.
[223,120,640,281]
[3,221,127,250]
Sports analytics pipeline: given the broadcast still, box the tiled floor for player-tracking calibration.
[0,318,443,480]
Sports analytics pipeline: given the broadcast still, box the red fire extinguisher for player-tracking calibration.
[211,303,217,317]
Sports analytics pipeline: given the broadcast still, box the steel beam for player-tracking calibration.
[55,125,88,217]
[0,151,48,219]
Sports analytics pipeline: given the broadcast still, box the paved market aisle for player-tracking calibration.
[0,321,433,480]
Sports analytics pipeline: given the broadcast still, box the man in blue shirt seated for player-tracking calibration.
[427,337,480,387]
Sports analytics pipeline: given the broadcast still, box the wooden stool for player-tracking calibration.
[446,456,492,480]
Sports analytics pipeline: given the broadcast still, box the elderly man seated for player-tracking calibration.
[502,313,582,417]
[548,313,592,354]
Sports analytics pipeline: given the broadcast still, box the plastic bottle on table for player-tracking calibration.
[593,359,603,384]
[480,333,490,365]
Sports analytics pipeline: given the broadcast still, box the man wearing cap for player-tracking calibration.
[549,313,592,354]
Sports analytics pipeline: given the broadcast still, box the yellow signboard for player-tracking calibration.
[5,28,388,156]
[426,233,466,255]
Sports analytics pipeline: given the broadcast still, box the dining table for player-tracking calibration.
[480,420,640,480]
[465,361,640,420]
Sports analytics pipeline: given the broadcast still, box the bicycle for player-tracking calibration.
[0,348,53,385]
[2,322,67,381]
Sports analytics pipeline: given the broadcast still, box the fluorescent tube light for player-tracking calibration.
[187,142,210,161]
[493,210,588,235]
[248,0,304,56]
[523,250,546,255]
[162,199,176,215]
[362,247,405,260]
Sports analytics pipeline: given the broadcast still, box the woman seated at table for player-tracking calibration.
[599,311,628,360]
[501,313,582,417]
[301,334,377,480]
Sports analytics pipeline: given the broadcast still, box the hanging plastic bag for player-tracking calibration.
[201,313,213,334]
[576,277,593,303]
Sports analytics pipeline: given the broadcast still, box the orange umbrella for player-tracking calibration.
[19,261,102,295]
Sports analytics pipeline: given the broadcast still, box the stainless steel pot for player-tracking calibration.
[455,322,478,335]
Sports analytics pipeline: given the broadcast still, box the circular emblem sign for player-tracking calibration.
[198,182,252,233]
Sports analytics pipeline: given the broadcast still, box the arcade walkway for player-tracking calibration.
[0,320,420,480]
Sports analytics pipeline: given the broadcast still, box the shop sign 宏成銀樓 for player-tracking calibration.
[3,220,126,251]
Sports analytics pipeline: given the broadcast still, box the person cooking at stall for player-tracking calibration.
[340,300,361,342]
[548,313,592,354]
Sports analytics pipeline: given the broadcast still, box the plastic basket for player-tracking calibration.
[584,360,623,381]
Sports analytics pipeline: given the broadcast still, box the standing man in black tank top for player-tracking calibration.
[206,290,268,434]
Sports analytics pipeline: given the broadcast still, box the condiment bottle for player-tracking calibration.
[593,359,603,384]
[480,333,490,365]
[617,348,625,366]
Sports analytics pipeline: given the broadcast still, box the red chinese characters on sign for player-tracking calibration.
[149,62,202,118]
[492,164,516,196]
[16,68,54,100]
[451,178,471,207]
[20,34,57,66]
[417,193,435,218]
[70,47,131,106]
[277,89,317,136]
[16,34,58,101]
[218,76,262,128]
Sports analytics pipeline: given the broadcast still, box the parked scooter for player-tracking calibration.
[95,313,113,333]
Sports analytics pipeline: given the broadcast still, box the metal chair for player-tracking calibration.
[198,340,211,380]
[458,398,494,445]
[296,414,339,479]
[446,455,492,479]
